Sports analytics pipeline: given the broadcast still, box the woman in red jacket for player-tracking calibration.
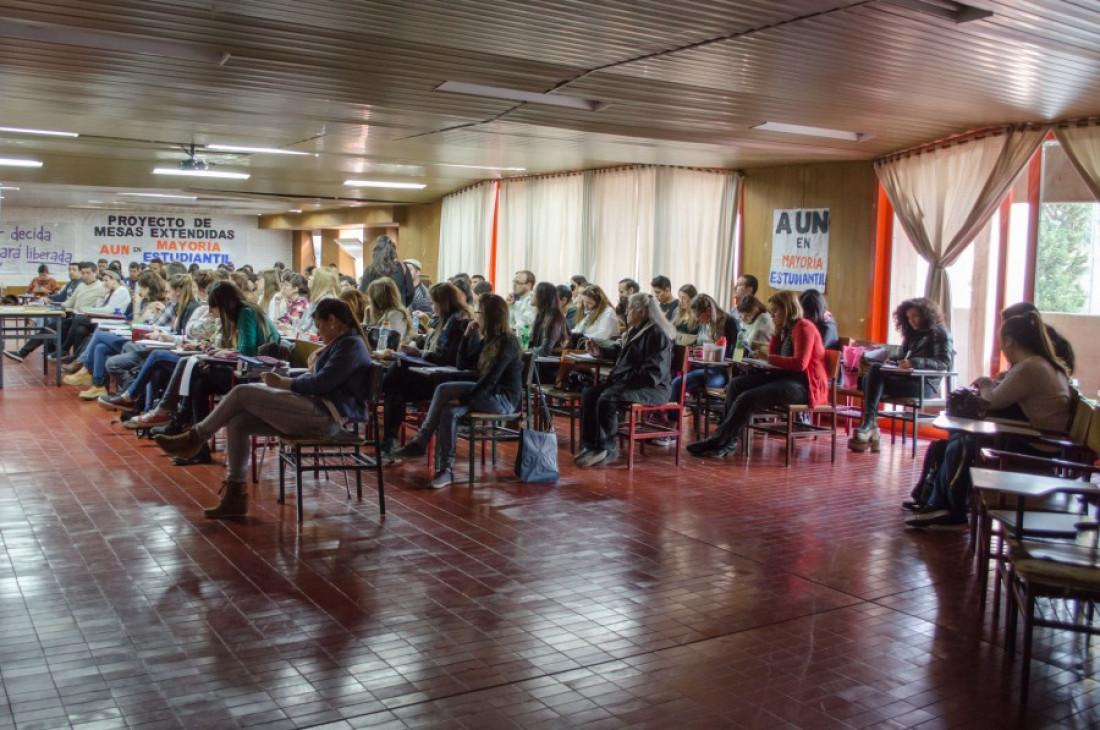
[687,289,827,458]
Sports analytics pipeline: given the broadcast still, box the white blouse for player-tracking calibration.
[571,306,618,341]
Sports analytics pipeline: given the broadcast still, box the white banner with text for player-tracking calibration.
[768,208,830,292]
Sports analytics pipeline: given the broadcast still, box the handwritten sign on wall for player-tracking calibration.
[768,208,829,292]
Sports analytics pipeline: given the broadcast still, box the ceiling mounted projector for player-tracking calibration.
[179,158,210,171]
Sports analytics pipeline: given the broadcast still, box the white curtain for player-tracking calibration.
[438,182,495,280]
[496,175,585,292]
[653,167,741,306]
[584,167,656,297]
[582,166,741,302]
[1055,121,1100,201]
[874,125,1048,320]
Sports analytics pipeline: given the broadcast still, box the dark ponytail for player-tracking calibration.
[1000,311,1069,377]
[313,298,368,343]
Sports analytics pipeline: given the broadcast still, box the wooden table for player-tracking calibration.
[0,306,67,388]
[932,413,1041,439]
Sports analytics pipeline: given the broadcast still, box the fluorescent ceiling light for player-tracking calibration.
[752,122,873,142]
[344,179,426,189]
[205,144,311,156]
[0,186,21,190]
[118,193,198,200]
[435,81,607,112]
[0,18,230,64]
[879,0,992,23]
[0,158,43,167]
[435,162,527,172]
[288,209,303,213]
[152,167,250,180]
[0,126,78,137]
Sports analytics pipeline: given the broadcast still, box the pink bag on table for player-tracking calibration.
[841,345,868,389]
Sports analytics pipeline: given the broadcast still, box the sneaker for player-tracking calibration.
[574,449,607,468]
[98,393,135,412]
[901,500,922,512]
[123,410,169,430]
[78,385,108,400]
[4,350,25,363]
[64,370,93,386]
[594,448,619,466]
[393,440,427,459]
[427,469,454,489]
[653,437,675,447]
[904,509,965,527]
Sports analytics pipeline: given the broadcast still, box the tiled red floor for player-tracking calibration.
[0,358,1096,729]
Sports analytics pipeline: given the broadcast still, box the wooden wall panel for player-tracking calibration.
[291,230,313,272]
[320,229,355,276]
[741,161,878,340]
[394,201,443,282]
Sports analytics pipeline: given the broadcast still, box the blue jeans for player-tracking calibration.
[671,368,729,403]
[415,381,515,469]
[124,349,181,399]
[79,329,128,386]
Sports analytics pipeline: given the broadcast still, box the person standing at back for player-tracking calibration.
[359,235,416,306]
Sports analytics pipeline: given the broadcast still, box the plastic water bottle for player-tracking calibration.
[520,322,531,351]
[377,318,390,351]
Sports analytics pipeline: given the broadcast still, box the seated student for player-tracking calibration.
[154,298,373,518]
[736,295,774,349]
[734,273,758,303]
[450,276,474,307]
[670,294,739,402]
[98,273,201,411]
[849,297,953,452]
[906,312,1071,527]
[530,282,570,357]
[472,280,493,312]
[1000,301,1075,375]
[571,284,619,342]
[275,272,310,334]
[27,265,60,297]
[365,276,413,345]
[258,269,284,322]
[574,293,675,468]
[64,271,169,400]
[615,278,640,330]
[673,284,700,336]
[392,294,523,488]
[687,290,827,458]
[164,283,279,464]
[339,288,369,324]
[799,289,839,350]
[380,282,474,458]
[293,267,340,336]
[5,261,105,363]
[52,263,82,302]
[556,284,576,328]
[126,262,142,290]
[651,275,678,321]
[60,269,133,361]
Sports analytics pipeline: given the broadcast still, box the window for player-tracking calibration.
[1036,139,1100,315]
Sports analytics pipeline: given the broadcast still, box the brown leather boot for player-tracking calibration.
[203,481,249,518]
[62,360,84,375]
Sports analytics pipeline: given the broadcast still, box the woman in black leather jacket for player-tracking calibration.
[850,297,953,452]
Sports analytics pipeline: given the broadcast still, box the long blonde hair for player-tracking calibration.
[309,266,341,301]
[365,276,411,326]
[169,274,194,331]
[673,284,698,331]
[578,284,612,329]
[259,269,280,312]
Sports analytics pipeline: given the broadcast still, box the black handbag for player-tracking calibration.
[946,387,988,419]
[515,365,559,483]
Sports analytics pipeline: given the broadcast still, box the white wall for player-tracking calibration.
[0,207,292,287]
